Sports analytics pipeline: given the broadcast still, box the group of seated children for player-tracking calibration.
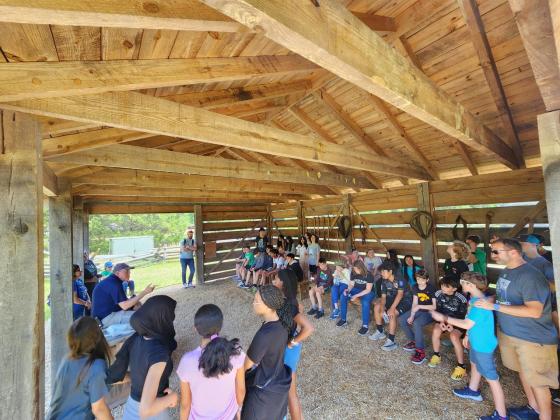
[235,245,289,288]
[301,252,508,420]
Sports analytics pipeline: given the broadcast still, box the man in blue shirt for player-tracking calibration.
[92,263,155,328]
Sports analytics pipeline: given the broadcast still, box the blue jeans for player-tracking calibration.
[180,258,195,285]
[398,310,433,349]
[339,284,375,326]
[331,283,346,309]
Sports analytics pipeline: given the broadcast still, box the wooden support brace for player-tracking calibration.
[194,205,204,285]
[349,203,388,253]
[506,199,547,237]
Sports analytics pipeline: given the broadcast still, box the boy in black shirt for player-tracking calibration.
[307,258,333,319]
[399,269,436,364]
[428,275,468,381]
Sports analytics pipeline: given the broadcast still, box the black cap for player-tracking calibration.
[113,262,135,272]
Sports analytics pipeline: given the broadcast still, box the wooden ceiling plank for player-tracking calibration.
[0,0,245,33]
[507,0,560,112]
[3,91,430,179]
[0,56,317,102]
[46,143,372,189]
[200,0,518,169]
[458,0,525,167]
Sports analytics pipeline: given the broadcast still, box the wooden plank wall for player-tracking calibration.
[202,204,268,282]
[269,168,547,281]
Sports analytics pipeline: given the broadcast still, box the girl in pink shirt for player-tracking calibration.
[177,304,246,420]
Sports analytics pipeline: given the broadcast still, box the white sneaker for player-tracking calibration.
[182,284,188,289]
[381,339,398,351]
[368,330,386,341]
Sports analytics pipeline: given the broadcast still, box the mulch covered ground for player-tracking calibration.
[46,280,539,419]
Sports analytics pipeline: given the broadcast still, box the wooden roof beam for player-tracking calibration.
[287,106,339,144]
[47,143,372,190]
[0,56,317,102]
[452,140,479,176]
[458,0,525,167]
[350,12,396,32]
[0,0,245,33]
[3,91,429,179]
[70,168,329,196]
[508,0,560,112]
[201,0,518,169]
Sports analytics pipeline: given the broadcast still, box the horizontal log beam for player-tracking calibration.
[85,202,195,214]
[202,0,518,169]
[47,143,372,189]
[0,56,317,102]
[4,91,430,179]
[0,0,244,32]
[69,167,332,196]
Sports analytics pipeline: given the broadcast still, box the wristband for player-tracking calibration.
[493,303,500,312]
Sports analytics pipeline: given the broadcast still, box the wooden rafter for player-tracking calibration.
[0,56,317,102]
[287,106,339,144]
[47,144,372,189]
[350,12,396,32]
[508,0,560,112]
[506,200,547,237]
[0,0,245,33]
[3,91,429,179]
[452,140,479,176]
[458,0,525,168]
[201,0,518,169]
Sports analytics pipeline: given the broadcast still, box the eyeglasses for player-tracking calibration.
[459,279,472,285]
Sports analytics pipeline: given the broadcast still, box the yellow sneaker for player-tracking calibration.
[451,366,467,381]
[428,354,441,368]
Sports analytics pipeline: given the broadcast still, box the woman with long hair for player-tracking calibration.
[107,295,178,419]
[307,234,321,280]
[242,285,293,420]
[48,317,113,420]
[177,304,245,420]
[295,236,309,280]
[402,255,421,287]
[272,270,314,420]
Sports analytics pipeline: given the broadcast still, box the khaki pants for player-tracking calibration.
[498,330,559,388]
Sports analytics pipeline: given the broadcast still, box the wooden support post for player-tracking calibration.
[342,194,353,253]
[194,205,204,285]
[83,208,90,253]
[48,182,73,382]
[297,201,304,237]
[538,110,560,314]
[266,204,273,238]
[72,199,84,266]
[417,183,439,284]
[0,111,44,419]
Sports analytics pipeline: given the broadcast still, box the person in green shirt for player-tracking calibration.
[466,235,487,276]
[100,261,113,278]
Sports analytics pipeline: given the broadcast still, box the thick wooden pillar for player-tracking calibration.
[342,194,353,253]
[48,182,73,382]
[538,110,560,309]
[72,199,84,266]
[83,209,90,253]
[417,183,439,283]
[0,111,44,419]
[194,205,204,285]
[297,201,304,237]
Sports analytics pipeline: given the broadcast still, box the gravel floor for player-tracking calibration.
[45,280,545,419]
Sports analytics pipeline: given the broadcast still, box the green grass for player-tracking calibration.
[44,259,185,321]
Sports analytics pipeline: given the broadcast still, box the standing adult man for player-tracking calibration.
[475,238,558,420]
[180,229,197,288]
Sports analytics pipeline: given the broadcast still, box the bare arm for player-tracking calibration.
[409,296,419,317]
[139,363,178,418]
[431,311,474,330]
[292,313,314,345]
[91,397,113,420]
[235,367,246,406]
[244,355,256,371]
[389,290,404,313]
[352,283,373,299]
[73,291,89,306]
[118,284,154,310]
[179,380,191,420]
[474,299,545,319]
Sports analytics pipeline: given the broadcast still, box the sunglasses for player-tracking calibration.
[459,279,472,285]
[491,249,509,255]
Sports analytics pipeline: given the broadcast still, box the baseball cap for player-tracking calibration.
[104,261,113,268]
[516,234,541,245]
[113,262,134,272]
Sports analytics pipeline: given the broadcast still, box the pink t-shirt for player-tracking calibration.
[177,346,245,420]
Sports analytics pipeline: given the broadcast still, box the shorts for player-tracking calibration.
[469,348,499,381]
[284,343,302,373]
[498,330,559,388]
[309,264,317,274]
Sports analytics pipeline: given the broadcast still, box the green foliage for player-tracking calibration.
[89,213,194,254]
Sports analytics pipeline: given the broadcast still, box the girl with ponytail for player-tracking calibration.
[273,269,314,420]
[242,285,293,420]
[177,304,246,420]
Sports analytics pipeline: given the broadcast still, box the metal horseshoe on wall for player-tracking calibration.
[409,211,433,240]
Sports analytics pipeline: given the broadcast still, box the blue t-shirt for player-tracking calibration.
[72,278,90,320]
[467,297,498,353]
[495,263,557,344]
[92,274,128,321]
[180,238,195,259]
[48,357,109,420]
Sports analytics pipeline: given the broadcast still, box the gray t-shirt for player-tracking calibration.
[524,255,554,283]
[307,243,320,265]
[48,357,109,420]
[180,238,195,259]
[495,263,557,345]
